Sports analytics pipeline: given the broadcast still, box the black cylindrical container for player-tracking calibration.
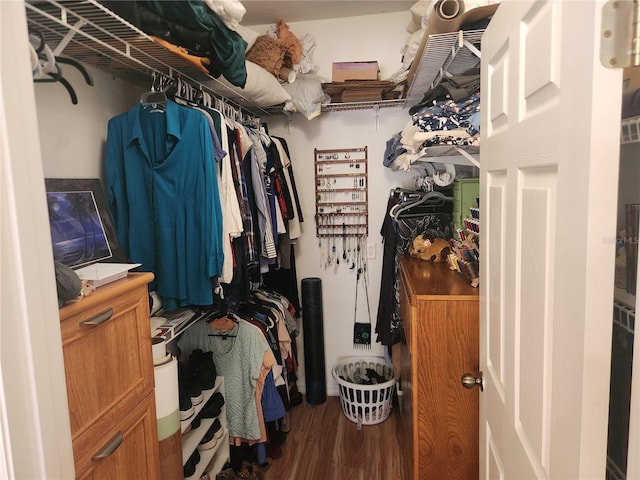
[301,277,326,404]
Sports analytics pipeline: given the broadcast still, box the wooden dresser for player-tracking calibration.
[59,273,160,479]
[398,256,480,480]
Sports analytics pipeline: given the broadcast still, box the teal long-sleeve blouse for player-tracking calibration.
[106,100,224,310]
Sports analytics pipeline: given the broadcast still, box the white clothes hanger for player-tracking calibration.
[140,72,167,113]
[389,190,453,220]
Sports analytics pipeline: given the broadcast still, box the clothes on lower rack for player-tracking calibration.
[178,318,274,443]
[176,287,299,446]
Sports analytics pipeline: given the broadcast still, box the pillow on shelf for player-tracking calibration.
[207,61,292,107]
[235,24,259,51]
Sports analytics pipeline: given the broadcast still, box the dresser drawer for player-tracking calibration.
[75,392,160,480]
[59,274,155,459]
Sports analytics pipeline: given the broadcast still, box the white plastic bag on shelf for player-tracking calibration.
[283,74,330,120]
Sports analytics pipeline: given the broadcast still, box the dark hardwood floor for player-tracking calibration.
[262,396,407,480]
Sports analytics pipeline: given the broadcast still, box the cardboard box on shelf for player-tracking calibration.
[332,61,379,82]
[321,80,397,103]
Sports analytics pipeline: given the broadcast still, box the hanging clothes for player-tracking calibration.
[272,137,302,240]
[105,99,224,311]
[107,81,304,310]
[375,189,454,345]
[261,370,285,423]
[206,107,244,284]
[246,128,278,264]
[177,318,275,444]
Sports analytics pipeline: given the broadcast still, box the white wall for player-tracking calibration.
[263,12,419,394]
[36,65,142,179]
[251,11,411,82]
[33,11,421,403]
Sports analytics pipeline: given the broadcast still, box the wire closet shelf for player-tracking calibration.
[24,0,275,119]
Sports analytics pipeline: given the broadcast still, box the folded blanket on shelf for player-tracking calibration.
[411,92,480,135]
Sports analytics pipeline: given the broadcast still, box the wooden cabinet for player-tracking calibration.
[59,273,160,479]
[398,257,480,480]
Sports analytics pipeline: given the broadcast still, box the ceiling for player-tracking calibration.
[241,1,415,26]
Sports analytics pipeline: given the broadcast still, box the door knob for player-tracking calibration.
[461,372,484,391]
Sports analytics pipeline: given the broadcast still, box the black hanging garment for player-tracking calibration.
[375,190,454,345]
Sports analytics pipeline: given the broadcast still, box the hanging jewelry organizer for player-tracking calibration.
[315,147,368,269]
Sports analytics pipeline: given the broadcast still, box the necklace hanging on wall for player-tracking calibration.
[314,147,369,273]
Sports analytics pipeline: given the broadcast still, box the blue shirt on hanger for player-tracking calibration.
[105,100,224,310]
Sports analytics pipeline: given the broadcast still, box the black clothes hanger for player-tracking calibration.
[206,311,240,338]
[33,63,78,104]
[55,56,94,86]
[29,29,94,105]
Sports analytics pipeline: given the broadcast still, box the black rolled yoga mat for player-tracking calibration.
[301,277,327,405]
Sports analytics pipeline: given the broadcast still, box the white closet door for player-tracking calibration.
[1,1,74,477]
[480,0,622,478]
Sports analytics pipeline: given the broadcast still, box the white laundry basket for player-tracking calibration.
[332,356,396,426]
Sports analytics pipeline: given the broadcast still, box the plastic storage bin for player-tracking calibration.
[332,356,396,426]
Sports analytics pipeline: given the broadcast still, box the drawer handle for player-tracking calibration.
[91,431,123,460]
[80,308,113,327]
